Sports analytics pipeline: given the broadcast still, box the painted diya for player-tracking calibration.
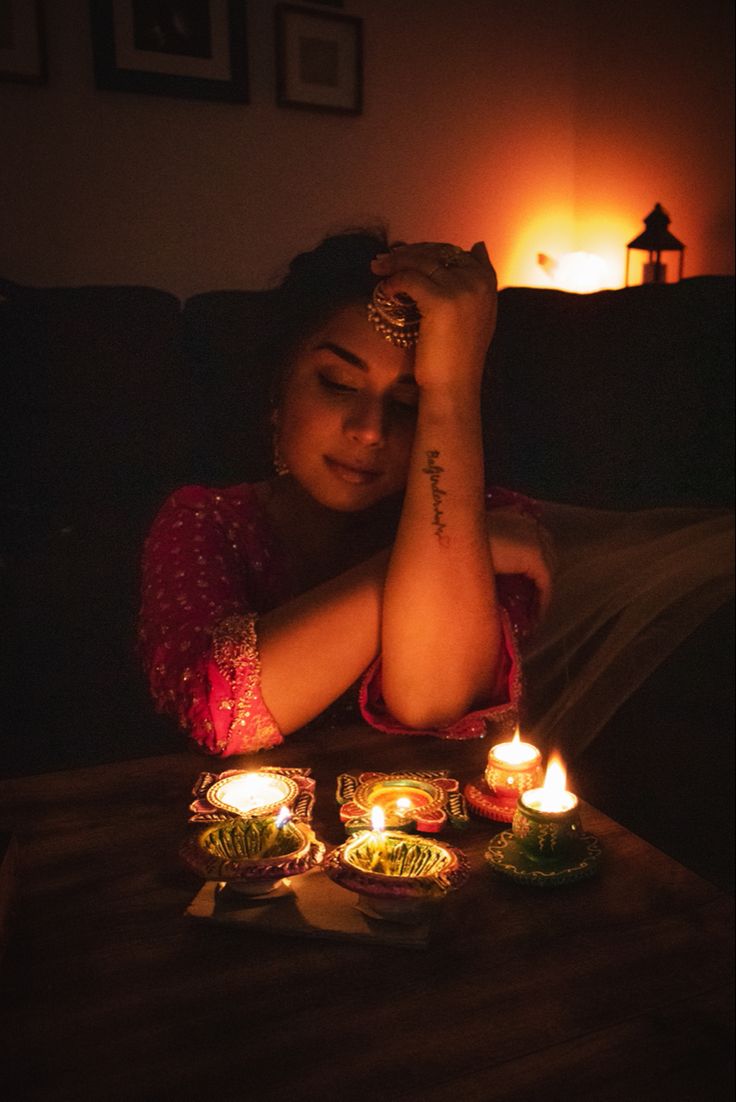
[485,755,601,887]
[189,766,315,824]
[336,771,468,834]
[181,810,325,897]
[325,819,470,923]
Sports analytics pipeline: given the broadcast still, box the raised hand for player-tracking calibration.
[370,241,498,393]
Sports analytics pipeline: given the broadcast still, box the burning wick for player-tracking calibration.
[275,806,292,828]
[370,805,386,834]
[491,728,540,767]
[521,754,578,814]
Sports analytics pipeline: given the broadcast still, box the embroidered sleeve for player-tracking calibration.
[211,614,283,754]
[138,486,282,757]
[358,609,522,740]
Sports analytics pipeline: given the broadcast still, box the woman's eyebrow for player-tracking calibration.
[314,341,368,370]
[314,342,416,386]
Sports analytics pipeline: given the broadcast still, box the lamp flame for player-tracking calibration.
[275,806,292,828]
[492,726,539,766]
[370,805,386,833]
[539,754,568,812]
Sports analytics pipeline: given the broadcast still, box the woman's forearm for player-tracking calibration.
[257,550,389,733]
[381,382,504,728]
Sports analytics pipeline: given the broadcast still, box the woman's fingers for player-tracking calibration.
[371,242,486,284]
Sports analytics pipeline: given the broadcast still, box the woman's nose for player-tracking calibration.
[344,398,385,446]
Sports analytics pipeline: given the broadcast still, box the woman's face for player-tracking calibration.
[277,303,418,512]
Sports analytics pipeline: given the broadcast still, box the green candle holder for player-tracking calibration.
[485,791,601,887]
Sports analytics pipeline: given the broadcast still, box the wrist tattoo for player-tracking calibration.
[422,449,449,543]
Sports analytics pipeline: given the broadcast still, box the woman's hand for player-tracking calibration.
[487,508,555,617]
[370,241,497,394]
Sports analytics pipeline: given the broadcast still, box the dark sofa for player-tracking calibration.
[2,275,733,886]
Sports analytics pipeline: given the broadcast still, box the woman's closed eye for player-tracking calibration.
[318,372,357,395]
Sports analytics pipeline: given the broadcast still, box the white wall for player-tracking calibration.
[0,0,731,297]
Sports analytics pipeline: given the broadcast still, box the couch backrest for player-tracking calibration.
[2,281,191,538]
[485,275,734,508]
[182,289,277,486]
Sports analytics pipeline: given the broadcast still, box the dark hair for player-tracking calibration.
[263,226,391,403]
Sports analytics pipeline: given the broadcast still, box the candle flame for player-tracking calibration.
[492,727,539,766]
[275,806,292,828]
[539,753,568,812]
[370,805,386,832]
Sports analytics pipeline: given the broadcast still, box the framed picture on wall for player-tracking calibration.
[90,1,249,102]
[0,0,47,84]
[275,3,362,115]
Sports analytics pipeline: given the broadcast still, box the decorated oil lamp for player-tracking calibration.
[336,770,468,834]
[485,753,601,887]
[189,767,315,823]
[464,727,544,822]
[180,805,325,897]
[325,807,470,923]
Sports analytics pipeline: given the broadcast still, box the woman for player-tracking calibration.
[138,230,552,755]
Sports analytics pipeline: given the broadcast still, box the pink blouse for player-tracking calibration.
[138,483,540,756]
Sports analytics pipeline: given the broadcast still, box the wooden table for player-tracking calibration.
[0,723,733,1101]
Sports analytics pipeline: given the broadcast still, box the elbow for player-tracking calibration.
[382,688,470,732]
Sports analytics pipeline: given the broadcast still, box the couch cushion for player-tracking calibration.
[1,281,192,541]
[183,290,278,485]
[486,276,734,508]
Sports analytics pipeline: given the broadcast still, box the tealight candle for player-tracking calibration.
[485,751,601,886]
[512,754,582,860]
[464,728,544,822]
[519,755,578,814]
[206,771,298,818]
[485,728,543,800]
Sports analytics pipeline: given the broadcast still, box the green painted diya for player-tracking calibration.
[485,790,601,887]
[325,829,470,923]
[180,815,325,896]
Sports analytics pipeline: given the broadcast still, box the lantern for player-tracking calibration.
[626,203,685,286]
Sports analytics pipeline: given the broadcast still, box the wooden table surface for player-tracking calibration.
[0,723,733,1101]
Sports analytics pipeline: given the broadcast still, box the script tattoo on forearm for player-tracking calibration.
[422,450,449,544]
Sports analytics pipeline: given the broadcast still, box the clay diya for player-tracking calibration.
[325,808,470,923]
[189,766,315,824]
[465,728,544,823]
[181,809,325,897]
[336,770,468,834]
[485,754,601,887]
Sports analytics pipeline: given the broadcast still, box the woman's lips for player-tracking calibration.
[324,456,382,484]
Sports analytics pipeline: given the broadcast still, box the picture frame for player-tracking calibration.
[0,0,47,85]
[275,3,362,115]
[90,1,248,103]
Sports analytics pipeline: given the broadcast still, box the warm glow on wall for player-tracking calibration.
[538,251,609,293]
[502,202,655,290]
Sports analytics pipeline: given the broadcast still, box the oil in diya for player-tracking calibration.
[336,771,468,834]
[485,753,601,887]
[180,804,325,897]
[325,806,470,923]
[464,728,543,822]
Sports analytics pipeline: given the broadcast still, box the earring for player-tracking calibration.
[271,409,290,476]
